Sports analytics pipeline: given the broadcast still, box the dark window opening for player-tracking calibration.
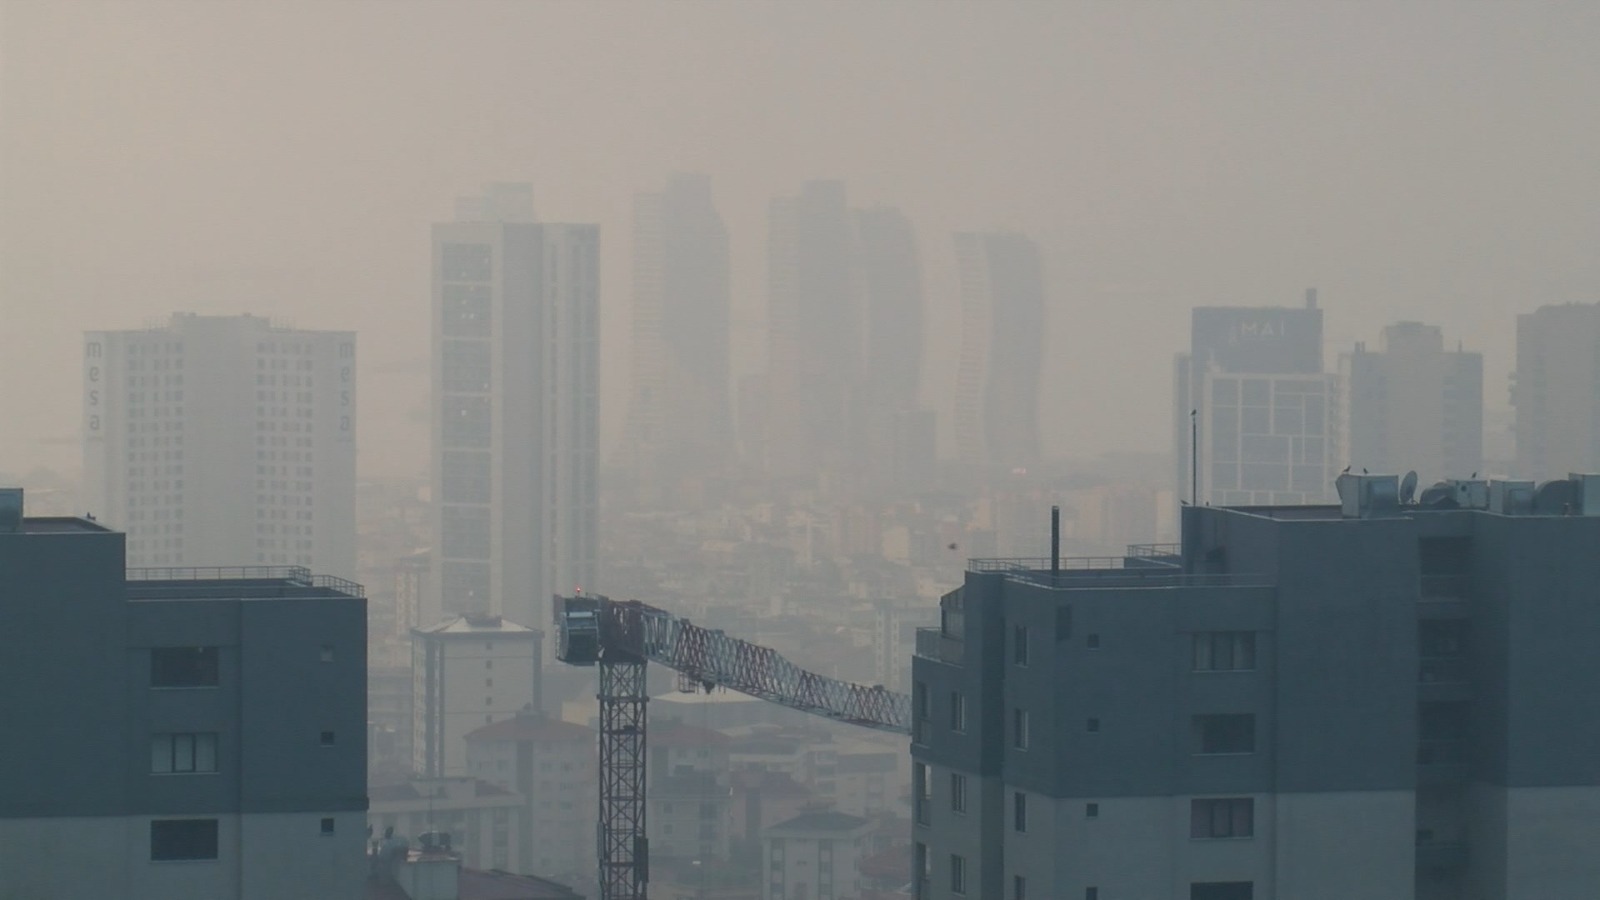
[1193,714,1256,754]
[1055,605,1073,640]
[1193,632,1256,671]
[1013,791,1027,832]
[1086,633,1100,649]
[320,730,336,747]
[1086,802,1099,818]
[321,817,335,835]
[1013,624,1029,666]
[150,819,219,861]
[151,647,219,688]
[1191,798,1254,838]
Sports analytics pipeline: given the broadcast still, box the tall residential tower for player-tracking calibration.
[619,173,732,490]
[430,184,599,635]
[83,313,356,578]
[1175,295,1335,506]
[1341,321,1483,484]
[1513,302,1600,479]
[954,231,1045,473]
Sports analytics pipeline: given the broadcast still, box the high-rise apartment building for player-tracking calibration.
[411,614,543,778]
[1175,296,1335,506]
[912,473,1600,900]
[954,231,1045,472]
[1513,302,1600,479]
[0,489,367,900]
[83,313,356,578]
[764,180,859,479]
[858,206,932,486]
[619,173,732,491]
[430,184,599,632]
[1341,321,1483,484]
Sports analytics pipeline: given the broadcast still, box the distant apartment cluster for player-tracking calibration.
[1177,294,1600,509]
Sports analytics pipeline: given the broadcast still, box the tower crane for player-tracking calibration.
[555,593,911,900]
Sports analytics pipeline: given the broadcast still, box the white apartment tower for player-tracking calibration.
[411,614,543,778]
[430,184,599,634]
[83,313,356,578]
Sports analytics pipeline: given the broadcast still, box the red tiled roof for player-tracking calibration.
[466,714,594,744]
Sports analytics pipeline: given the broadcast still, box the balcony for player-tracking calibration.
[915,627,964,666]
[1419,575,1470,619]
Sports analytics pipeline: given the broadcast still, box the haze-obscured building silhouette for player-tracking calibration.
[430,184,598,633]
[0,489,367,899]
[620,173,732,493]
[912,472,1600,900]
[954,231,1044,473]
[83,312,357,579]
[1513,302,1600,479]
[1175,294,1335,506]
[1341,321,1484,485]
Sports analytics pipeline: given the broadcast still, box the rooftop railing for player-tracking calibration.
[125,565,364,598]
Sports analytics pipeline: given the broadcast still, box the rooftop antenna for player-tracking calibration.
[1190,409,1199,507]
[1050,506,1060,577]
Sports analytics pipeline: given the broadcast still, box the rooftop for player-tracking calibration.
[11,516,113,534]
[415,614,540,636]
[466,713,593,744]
[766,810,870,835]
[124,566,364,601]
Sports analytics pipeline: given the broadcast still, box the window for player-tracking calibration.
[320,817,335,836]
[1014,874,1027,900]
[1086,718,1100,733]
[1013,709,1029,749]
[151,647,219,687]
[1013,624,1029,665]
[1087,633,1100,649]
[914,763,930,825]
[1087,890,1099,900]
[151,733,218,774]
[1086,802,1099,818]
[950,691,967,733]
[1193,632,1256,671]
[1191,798,1254,838]
[1013,791,1027,832]
[913,680,930,744]
[319,644,334,663]
[1055,605,1072,640]
[1191,882,1253,900]
[951,773,967,814]
[950,854,967,894]
[150,819,218,861]
[320,730,336,747]
[1193,714,1255,754]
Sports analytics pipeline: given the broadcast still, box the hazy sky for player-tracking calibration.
[3,1,1597,480]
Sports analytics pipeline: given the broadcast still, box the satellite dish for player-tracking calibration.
[1400,471,1418,505]
[1419,482,1459,509]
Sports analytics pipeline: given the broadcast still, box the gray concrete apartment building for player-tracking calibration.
[911,473,1600,900]
[0,489,367,900]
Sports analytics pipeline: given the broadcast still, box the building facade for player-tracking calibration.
[619,173,733,492]
[465,710,598,889]
[912,473,1600,900]
[954,231,1044,473]
[1341,321,1484,485]
[763,810,872,900]
[431,185,599,632]
[1175,299,1335,507]
[83,312,357,578]
[412,614,543,778]
[0,490,367,900]
[1513,302,1600,479]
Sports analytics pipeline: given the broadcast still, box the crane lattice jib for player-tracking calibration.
[599,599,911,734]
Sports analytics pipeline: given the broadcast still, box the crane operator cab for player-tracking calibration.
[555,594,601,665]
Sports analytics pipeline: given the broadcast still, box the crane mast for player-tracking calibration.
[555,593,911,900]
